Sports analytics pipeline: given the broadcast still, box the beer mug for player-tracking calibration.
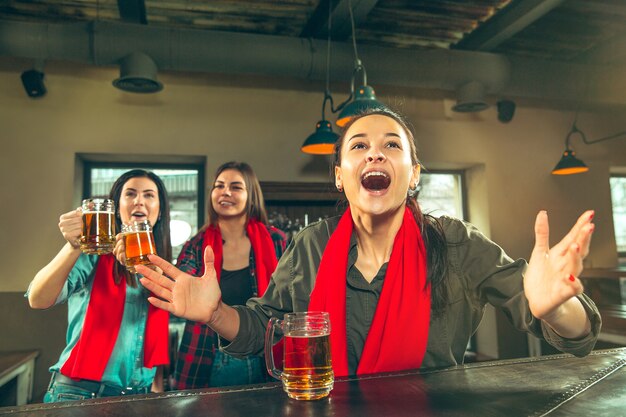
[265,311,333,400]
[121,220,156,273]
[79,198,116,255]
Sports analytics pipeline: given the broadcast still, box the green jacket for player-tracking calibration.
[224,216,601,370]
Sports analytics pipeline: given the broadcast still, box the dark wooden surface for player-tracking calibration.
[0,351,39,382]
[1,348,625,417]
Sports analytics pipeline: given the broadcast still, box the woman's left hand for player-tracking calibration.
[524,210,594,324]
[113,233,127,266]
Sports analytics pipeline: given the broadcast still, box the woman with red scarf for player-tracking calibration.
[28,170,172,401]
[171,161,287,389]
[139,109,600,378]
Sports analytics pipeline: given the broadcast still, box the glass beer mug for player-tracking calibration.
[265,311,333,400]
[121,220,156,273]
[79,198,116,255]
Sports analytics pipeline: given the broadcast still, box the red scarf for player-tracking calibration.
[308,206,431,377]
[61,254,169,380]
[201,219,277,293]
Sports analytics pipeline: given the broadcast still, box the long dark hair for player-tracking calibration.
[109,169,172,286]
[333,108,449,316]
[205,161,269,228]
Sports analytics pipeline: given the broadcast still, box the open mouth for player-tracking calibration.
[131,212,147,220]
[361,171,391,191]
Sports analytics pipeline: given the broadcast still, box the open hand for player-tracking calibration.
[524,210,594,322]
[137,246,222,324]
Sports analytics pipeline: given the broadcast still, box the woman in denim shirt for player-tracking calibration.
[28,169,172,402]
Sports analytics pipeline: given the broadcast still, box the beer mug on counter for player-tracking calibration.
[265,311,333,400]
[121,220,156,273]
[79,198,116,255]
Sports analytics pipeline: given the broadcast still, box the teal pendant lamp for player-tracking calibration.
[301,119,339,154]
[301,0,339,155]
[336,61,387,127]
[552,149,589,175]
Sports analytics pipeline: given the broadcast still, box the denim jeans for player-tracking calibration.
[209,350,268,387]
[43,373,150,403]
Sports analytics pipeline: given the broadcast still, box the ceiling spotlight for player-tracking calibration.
[113,52,163,93]
[452,81,489,113]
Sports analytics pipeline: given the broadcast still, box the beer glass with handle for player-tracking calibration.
[265,311,333,400]
[121,220,156,273]
[79,198,116,254]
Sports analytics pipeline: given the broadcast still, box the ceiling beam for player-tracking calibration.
[455,0,565,51]
[301,0,379,41]
[117,0,147,25]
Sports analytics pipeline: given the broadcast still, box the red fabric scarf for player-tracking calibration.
[308,206,431,377]
[61,254,169,380]
[201,219,277,293]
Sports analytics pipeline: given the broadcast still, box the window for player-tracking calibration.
[84,163,204,261]
[610,175,626,260]
[418,171,466,219]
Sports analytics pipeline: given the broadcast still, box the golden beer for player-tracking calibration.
[80,210,116,255]
[123,230,156,272]
[282,334,333,400]
[122,220,156,273]
[266,311,333,400]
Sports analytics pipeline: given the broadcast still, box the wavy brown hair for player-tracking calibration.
[333,108,449,316]
[205,161,269,228]
[109,169,172,286]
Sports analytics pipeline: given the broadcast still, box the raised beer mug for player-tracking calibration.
[265,311,333,400]
[79,198,116,255]
[121,220,156,273]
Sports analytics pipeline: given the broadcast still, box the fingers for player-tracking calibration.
[146,253,184,279]
[146,296,175,314]
[555,210,594,256]
[59,209,83,246]
[113,234,126,264]
[203,246,216,279]
[532,210,549,257]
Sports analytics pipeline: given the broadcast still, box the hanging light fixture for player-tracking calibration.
[336,60,387,127]
[301,0,339,155]
[335,0,388,128]
[552,122,626,175]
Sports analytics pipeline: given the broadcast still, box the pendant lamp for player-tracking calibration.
[301,0,339,155]
[336,61,387,127]
[552,123,625,175]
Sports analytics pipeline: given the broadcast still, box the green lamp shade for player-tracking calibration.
[551,150,589,175]
[336,85,387,127]
[301,120,339,155]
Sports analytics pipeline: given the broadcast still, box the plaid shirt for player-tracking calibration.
[173,225,287,389]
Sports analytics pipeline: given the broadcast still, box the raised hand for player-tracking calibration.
[137,246,223,324]
[59,208,83,249]
[524,210,594,337]
[113,233,127,266]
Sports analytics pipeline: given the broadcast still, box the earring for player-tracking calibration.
[336,184,343,192]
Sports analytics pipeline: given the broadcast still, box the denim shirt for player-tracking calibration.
[30,254,156,388]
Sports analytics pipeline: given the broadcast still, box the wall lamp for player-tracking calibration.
[552,123,626,175]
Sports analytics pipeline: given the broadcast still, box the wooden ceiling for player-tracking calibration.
[1,0,625,66]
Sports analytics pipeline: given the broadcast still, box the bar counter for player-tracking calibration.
[2,348,625,417]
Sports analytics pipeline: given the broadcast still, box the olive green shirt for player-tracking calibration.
[224,216,601,372]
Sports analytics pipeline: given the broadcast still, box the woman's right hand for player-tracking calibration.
[59,208,82,249]
[138,246,223,325]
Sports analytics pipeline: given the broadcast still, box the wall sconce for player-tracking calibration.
[112,52,163,93]
[552,123,626,175]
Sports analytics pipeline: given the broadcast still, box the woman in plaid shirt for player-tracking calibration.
[172,161,286,389]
